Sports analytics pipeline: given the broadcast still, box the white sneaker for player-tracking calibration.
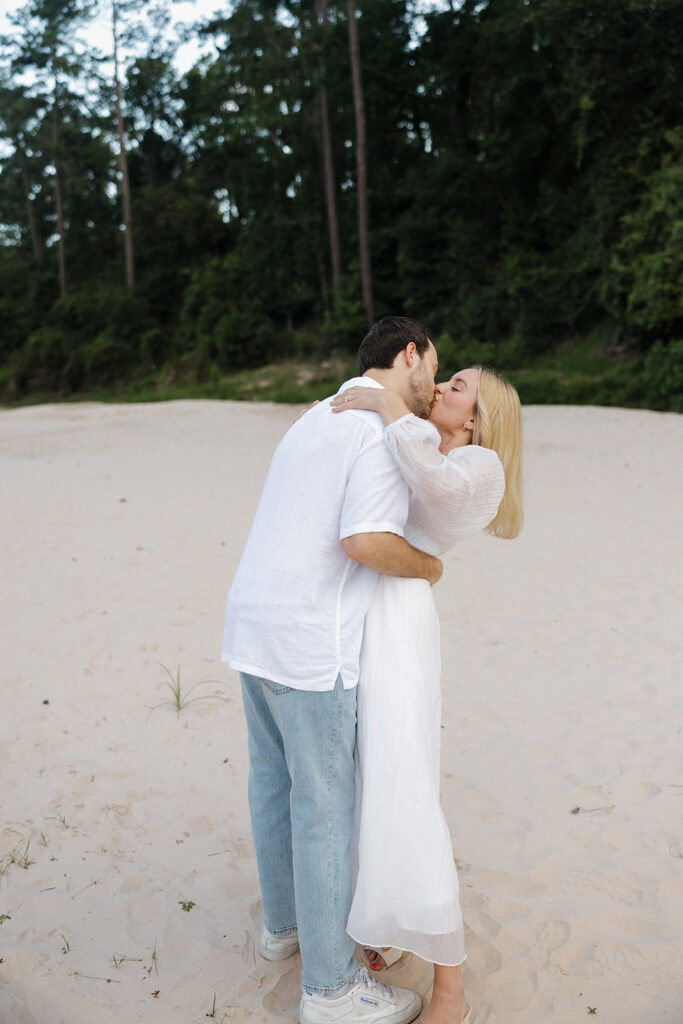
[299,966,422,1024]
[259,924,300,961]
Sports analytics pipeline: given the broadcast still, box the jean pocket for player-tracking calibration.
[262,679,294,696]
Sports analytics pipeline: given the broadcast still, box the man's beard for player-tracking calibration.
[408,377,435,419]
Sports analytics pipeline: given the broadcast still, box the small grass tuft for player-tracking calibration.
[146,938,159,976]
[205,996,233,1023]
[0,840,35,877]
[152,664,227,715]
[112,953,142,969]
[17,841,34,869]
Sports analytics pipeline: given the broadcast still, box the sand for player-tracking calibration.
[1,399,682,1024]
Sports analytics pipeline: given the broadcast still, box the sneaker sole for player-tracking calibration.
[299,992,422,1024]
[260,943,300,962]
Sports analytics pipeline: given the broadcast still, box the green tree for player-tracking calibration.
[608,130,683,334]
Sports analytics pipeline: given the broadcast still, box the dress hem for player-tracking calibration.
[349,931,467,969]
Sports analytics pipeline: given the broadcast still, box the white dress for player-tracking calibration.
[347,414,505,966]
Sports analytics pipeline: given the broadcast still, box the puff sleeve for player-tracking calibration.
[383,414,505,551]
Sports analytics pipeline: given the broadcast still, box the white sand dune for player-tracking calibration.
[1,399,682,1024]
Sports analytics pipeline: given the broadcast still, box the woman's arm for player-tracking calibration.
[330,386,410,424]
[383,417,506,550]
[331,383,505,550]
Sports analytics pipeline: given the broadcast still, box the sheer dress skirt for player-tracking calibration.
[347,574,466,966]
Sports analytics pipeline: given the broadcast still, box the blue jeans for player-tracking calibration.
[240,672,358,994]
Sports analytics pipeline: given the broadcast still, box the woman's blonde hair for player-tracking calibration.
[471,365,523,539]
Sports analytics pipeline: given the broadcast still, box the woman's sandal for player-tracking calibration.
[363,946,404,971]
[363,949,472,1023]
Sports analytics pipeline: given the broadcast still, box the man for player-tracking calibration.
[222,317,440,1024]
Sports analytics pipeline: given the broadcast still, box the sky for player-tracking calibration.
[0,0,453,166]
[0,1,454,76]
[0,0,221,74]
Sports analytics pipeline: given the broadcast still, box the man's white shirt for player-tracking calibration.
[222,378,409,691]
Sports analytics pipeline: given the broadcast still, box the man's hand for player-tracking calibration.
[424,554,443,586]
[342,532,442,585]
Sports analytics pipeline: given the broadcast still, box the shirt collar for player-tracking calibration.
[339,376,385,391]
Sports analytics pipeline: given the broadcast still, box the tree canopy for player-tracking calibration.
[0,0,681,408]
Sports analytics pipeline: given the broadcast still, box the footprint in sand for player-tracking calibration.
[462,928,503,974]
[119,872,155,892]
[246,900,264,929]
[487,898,531,921]
[595,938,682,973]
[622,781,662,799]
[227,1012,256,1024]
[0,989,47,1024]
[488,968,538,1013]
[464,950,537,1016]
[573,783,613,802]
[527,919,571,969]
[565,949,605,977]
[185,815,217,838]
[480,811,531,833]
[262,966,302,1017]
[71,774,96,797]
[556,867,645,906]
[462,788,501,810]
[466,908,502,939]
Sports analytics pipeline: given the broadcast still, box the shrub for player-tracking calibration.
[180,257,277,370]
[607,131,683,334]
[82,330,141,386]
[16,326,83,393]
[213,308,274,367]
[508,363,645,407]
[433,333,496,374]
[322,272,367,352]
[642,339,683,412]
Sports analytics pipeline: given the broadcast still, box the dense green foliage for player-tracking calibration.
[1,0,681,409]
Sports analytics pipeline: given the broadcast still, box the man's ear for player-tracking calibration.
[403,341,417,366]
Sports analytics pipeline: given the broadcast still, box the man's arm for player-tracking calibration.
[342,532,442,585]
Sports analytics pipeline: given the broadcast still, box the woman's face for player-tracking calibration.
[429,367,479,433]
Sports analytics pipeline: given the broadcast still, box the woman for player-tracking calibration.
[330,365,523,1024]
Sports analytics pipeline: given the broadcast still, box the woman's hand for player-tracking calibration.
[330,386,410,426]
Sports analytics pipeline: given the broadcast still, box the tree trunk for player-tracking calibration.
[17,143,43,268]
[51,101,67,297]
[347,0,373,325]
[316,0,341,301]
[113,0,135,291]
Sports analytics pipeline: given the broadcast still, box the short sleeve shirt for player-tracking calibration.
[221,378,410,690]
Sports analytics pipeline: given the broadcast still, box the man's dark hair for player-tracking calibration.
[357,316,431,375]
